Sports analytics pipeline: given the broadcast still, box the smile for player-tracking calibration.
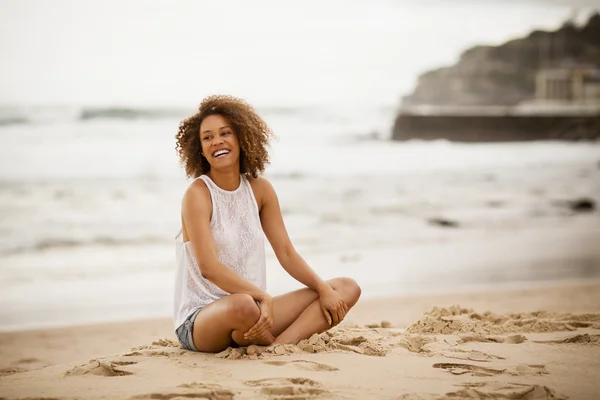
[212,149,230,158]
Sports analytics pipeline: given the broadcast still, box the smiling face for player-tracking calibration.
[199,114,241,172]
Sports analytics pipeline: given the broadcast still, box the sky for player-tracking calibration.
[1,0,597,108]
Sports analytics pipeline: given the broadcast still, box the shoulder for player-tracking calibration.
[248,176,277,207]
[182,178,212,211]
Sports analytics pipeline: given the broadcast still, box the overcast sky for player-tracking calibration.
[1,0,597,108]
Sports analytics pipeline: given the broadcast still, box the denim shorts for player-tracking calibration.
[175,307,203,352]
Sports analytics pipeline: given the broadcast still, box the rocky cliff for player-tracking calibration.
[402,13,600,106]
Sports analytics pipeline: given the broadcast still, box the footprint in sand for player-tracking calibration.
[124,339,185,358]
[65,359,138,377]
[111,361,138,366]
[398,383,565,400]
[130,388,234,400]
[509,364,549,376]
[0,357,48,376]
[123,349,186,357]
[440,348,505,362]
[0,367,27,377]
[178,382,223,390]
[534,333,600,345]
[263,360,339,372]
[433,362,505,377]
[397,335,434,354]
[447,382,566,400]
[459,334,527,344]
[433,363,548,377]
[244,377,329,399]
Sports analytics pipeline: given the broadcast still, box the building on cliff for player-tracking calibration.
[392,65,600,142]
[392,13,600,142]
[536,66,600,103]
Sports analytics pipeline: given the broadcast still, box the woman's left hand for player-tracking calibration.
[318,285,348,326]
[244,296,274,341]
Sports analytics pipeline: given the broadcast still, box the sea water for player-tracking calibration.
[0,106,599,331]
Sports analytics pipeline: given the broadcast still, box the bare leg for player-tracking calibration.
[188,277,361,352]
[271,277,361,345]
[190,293,273,353]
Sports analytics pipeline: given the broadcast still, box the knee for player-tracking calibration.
[227,294,260,324]
[333,277,361,306]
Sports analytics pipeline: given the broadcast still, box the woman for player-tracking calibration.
[173,95,361,353]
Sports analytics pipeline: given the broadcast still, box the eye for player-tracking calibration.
[221,131,230,136]
[202,135,211,141]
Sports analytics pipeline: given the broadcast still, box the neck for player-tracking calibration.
[206,168,241,191]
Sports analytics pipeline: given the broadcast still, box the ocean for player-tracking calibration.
[0,106,599,331]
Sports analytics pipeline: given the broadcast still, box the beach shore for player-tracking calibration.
[1,279,599,399]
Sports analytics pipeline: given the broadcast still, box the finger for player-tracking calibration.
[248,323,270,340]
[336,309,344,325]
[331,307,340,326]
[248,316,272,339]
[341,301,348,320]
[245,322,260,337]
[336,303,345,323]
[321,305,332,325]
[244,327,256,339]
[254,324,269,338]
[245,318,266,338]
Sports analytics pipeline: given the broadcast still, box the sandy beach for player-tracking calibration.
[1,280,599,400]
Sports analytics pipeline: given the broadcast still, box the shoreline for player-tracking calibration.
[3,221,599,334]
[1,277,598,335]
[2,278,599,366]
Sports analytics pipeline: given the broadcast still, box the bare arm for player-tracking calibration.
[182,181,269,302]
[256,177,329,294]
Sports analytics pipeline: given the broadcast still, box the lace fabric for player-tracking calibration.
[173,175,266,329]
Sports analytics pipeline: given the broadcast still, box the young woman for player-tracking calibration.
[174,95,361,353]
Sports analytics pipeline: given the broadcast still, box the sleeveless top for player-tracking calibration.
[173,174,266,329]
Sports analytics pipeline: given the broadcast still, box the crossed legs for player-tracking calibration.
[190,277,361,353]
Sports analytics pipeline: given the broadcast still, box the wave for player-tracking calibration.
[0,105,192,126]
[0,104,392,126]
[1,236,170,256]
[0,116,31,126]
[79,107,190,121]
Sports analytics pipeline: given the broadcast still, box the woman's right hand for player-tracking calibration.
[244,295,274,341]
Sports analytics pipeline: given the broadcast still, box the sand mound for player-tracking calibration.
[214,327,399,360]
[408,306,600,335]
[131,338,181,351]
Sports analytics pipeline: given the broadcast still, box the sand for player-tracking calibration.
[1,280,600,400]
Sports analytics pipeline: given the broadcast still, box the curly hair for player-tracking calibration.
[175,95,274,179]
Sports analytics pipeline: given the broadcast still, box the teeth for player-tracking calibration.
[213,150,229,157]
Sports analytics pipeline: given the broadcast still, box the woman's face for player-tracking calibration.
[199,114,240,171]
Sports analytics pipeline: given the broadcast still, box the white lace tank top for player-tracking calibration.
[173,174,266,329]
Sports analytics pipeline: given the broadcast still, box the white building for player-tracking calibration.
[536,66,600,103]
